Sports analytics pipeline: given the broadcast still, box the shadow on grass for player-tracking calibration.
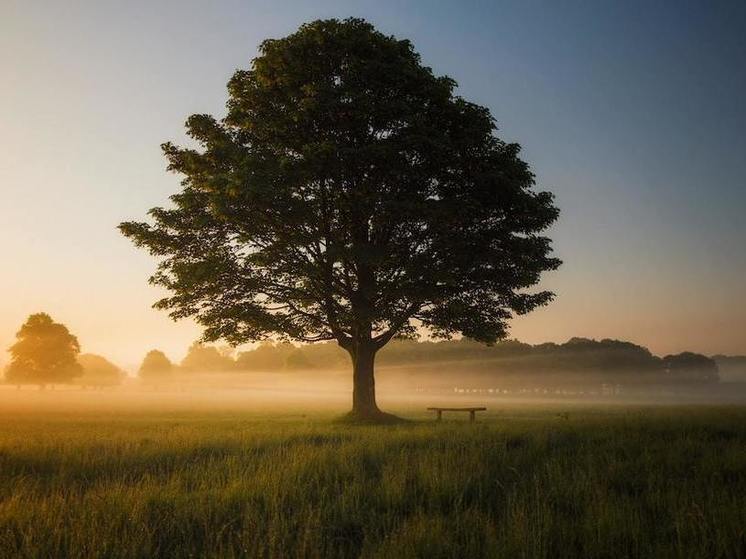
[334,410,412,426]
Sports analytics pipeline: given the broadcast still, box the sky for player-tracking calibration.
[1,0,745,368]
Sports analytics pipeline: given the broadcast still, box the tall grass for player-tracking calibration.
[0,406,744,558]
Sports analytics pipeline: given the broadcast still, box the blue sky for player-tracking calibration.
[1,1,745,366]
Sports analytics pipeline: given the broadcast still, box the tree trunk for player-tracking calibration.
[351,343,381,418]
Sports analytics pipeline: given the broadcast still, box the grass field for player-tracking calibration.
[0,396,745,558]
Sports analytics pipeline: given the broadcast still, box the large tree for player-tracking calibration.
[5,313,82,387]
[120,18,560,420]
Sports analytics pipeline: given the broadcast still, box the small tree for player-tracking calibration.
[120,19,560,420]
[77,354,125,388]
[181,342,236,372]
[138,350,173,383]
[5,313,82,388]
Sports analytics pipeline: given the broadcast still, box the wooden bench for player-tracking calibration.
[427,407,487,422]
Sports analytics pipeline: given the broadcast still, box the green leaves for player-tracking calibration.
[120,18,560,351]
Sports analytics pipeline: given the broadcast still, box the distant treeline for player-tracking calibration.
[7,312,741,389]
[158,337,727,386]
[712,355,746,382]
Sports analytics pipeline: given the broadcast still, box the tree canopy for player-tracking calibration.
[181,342,235,372]
[138,350,173,382]
[120,18,560,418]
[77,353,125,387]
[663,352,720,383]
[5,313,82,386]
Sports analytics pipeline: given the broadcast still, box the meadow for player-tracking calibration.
[0,391,744,558]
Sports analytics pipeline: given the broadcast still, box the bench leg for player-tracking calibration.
[470,410,475,423]
[436,410,442,422]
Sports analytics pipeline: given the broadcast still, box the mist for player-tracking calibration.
[5,341,745,419]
